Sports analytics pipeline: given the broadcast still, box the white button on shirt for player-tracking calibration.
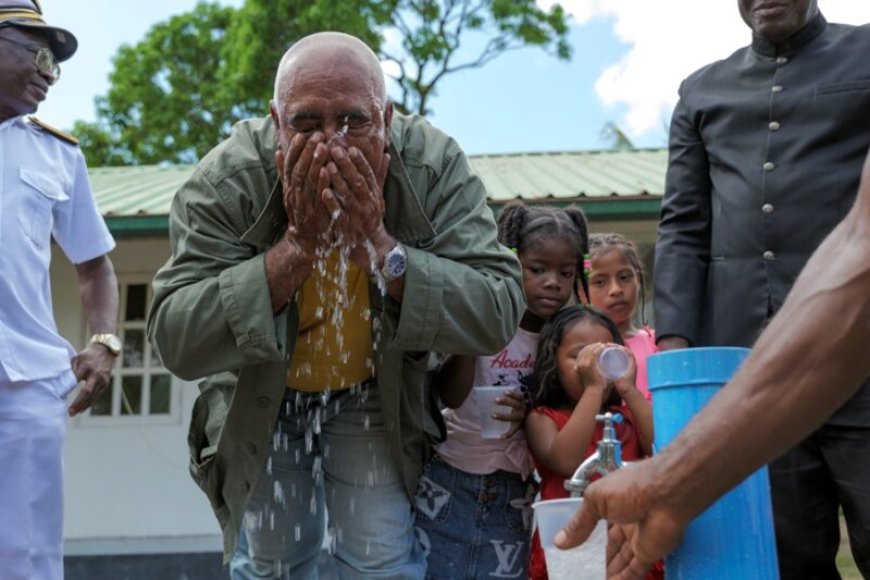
[0,117,115,382]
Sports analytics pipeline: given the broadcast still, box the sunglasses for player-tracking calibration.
[0,31,60,84]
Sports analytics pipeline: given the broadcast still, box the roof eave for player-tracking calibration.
[105,215,169,237]
[488,197,660,221]
[104,197,660,237]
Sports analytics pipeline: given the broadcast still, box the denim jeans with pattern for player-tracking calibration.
[414,454,534,579]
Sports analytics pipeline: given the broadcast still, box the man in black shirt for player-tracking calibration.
[653,1,870,577]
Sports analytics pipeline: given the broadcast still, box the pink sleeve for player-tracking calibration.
[625,328,657,400]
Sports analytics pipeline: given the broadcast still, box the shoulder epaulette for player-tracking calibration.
[28,116,79,146]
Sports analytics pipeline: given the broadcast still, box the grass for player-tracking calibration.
[837,515,861,579]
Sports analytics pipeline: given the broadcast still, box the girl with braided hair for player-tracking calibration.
[413,201,589,579]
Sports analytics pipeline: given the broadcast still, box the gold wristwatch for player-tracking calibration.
[90,333,122,356]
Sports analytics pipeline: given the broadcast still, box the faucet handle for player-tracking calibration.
[596,412,623,441]
[595,412,623,425]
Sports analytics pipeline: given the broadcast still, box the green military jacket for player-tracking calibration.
[147,113,524,561]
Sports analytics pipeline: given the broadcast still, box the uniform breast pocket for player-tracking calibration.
[17,167,70,248]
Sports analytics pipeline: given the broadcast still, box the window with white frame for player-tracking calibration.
[88,279,178,422]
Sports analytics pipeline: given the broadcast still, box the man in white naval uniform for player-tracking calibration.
[0,1,120,578]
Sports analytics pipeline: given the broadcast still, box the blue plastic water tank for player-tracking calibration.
[648,347,779,579]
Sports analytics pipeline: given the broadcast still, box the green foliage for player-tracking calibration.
[83,2,237,165]
[78,0,571,165]
[73,119,129,167]
[223,0,392,111]
[386,0,571,116]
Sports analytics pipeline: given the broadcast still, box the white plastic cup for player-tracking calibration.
[532,497,607,579]
[599,346,631,381]
[471,386,514,439]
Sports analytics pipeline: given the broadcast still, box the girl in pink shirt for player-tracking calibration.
[587,233,657,399]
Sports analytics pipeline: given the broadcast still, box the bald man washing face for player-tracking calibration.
[148,32,524,578]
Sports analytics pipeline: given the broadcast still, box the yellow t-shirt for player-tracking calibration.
[288,250,374,392]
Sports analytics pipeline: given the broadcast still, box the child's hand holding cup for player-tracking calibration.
[472,386,518,439]
[598,345,638,398]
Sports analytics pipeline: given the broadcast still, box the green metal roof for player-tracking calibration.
[471,148,667,201]
[90,148,667,236]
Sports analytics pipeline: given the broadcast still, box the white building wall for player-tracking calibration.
[51,238,222,556]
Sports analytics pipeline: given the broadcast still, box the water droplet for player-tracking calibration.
[273,480,285,505]
[313,407,322,435]
[304,429,313,454]
[312,455,323,484]
[327,527,338,554]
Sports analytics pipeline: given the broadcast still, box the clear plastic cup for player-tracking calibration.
[471,386,514,439]
[598,346,631,381]
[533,497,607,579]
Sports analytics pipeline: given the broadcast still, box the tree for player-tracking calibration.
[79,0,572,166]
[79,3,237,166]
[384,0,571,116]
[224,0,571,116]
[73,118,131,167]
[222,0,392,113]
[600,121,635,150]
[80,1,388,166]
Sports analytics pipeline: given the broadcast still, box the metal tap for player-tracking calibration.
[564,412,630,497]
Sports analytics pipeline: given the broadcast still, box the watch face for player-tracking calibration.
[382,245,407,281]
[94,334,122,355]
[386,254,403,275]
[106,335,123,353]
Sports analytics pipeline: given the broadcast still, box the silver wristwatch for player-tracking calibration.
[380,243,407,283]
